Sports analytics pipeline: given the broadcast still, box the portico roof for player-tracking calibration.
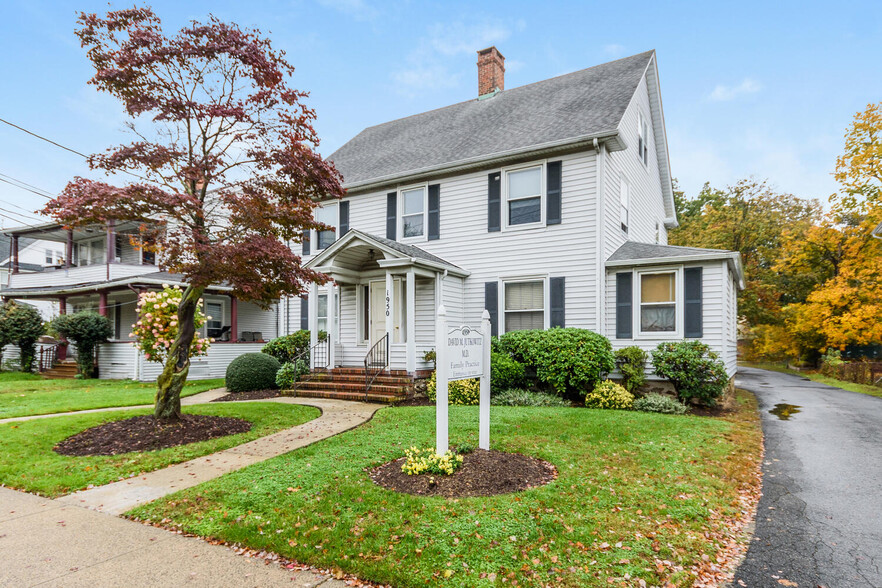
[306,230,468,282]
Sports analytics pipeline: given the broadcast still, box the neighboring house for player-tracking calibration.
[0,234,57,318]
[1,222,278,380]
[288,48,743,385]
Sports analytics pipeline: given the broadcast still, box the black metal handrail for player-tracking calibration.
[291,336,330,394]
[364,333,389,392]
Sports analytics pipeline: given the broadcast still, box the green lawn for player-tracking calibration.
[0,402,319,497]
[740,361,882,399]
[0,372,226,419]
[129,393,761,587]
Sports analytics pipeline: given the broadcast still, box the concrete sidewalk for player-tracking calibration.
[57,397,380,515]
[0,388,230,424]
[0,486,348,587]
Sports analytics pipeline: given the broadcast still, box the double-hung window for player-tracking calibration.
[205,300,224,336]
[315,203,338,250]
[503,280,545,332]
[506,166,542,226]
[45,249,53,265]
[619,176,630,233]
[401,187,426,239]
[639,271,676,333]
[637,112,649,166]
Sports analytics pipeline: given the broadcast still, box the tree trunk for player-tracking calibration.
[155,285,205,421]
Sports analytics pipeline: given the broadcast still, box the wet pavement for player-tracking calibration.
[734,367,882,587]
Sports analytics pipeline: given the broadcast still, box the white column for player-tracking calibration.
[479,309,492,450]
[435,305,448,454]
[385,270,394,343]
[328,284,337,368]
[406,269,416,374]
[308,282,318,369]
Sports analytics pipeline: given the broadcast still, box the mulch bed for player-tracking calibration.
[370,449,557,498]
[211,389,280,402]
[54,414,253,456]
[391,395,433,407]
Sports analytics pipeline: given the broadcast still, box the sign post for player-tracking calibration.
[435,306,492,455]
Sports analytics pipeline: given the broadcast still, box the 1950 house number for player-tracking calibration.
[385,289,390,317]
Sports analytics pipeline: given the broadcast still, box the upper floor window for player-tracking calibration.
[503,279,545,332]
[619,176,630,233]
[639,271,676,333]
[637,112,649,166]
[506,165,542,226]
[77,238,105,266]
[315,203,338,251]
[44,249,53,265]
[401,187,426,239]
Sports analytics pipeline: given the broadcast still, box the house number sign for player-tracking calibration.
[385,289,390,317]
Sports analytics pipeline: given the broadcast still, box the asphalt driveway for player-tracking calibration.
[734,367,882,587]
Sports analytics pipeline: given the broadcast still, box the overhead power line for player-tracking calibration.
[0,172,55,198]
[0,117,89,158]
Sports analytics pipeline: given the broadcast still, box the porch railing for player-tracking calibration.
[37,344,58,373]
[291,335,330,395]
[364,333,389,392]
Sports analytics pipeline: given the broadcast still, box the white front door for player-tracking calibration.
[369,279,404,345]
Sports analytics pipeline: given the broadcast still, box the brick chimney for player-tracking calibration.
[477,46,505,97]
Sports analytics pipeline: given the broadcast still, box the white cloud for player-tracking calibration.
[708,78,762,102]
[391,65,461,93]
[603,44,626,57]
[316,0,377,22]
[426,21,512,56]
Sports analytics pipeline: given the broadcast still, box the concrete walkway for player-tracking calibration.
[58,397,380,515]
[0,388,230,424]
[0,486,349,587]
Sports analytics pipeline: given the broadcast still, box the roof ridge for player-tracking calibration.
[331,50,655,159]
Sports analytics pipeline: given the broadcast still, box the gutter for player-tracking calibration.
[341,130,625,194]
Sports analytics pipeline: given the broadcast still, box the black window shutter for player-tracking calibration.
[615,272,633,339]
[550,277,565,327]
[546,161,562,225]
[484,281,499,336]
[684,267,703,338]
[428,184,441,241]
[301,229,310,256]
[487,172,501,232]
[339,201,350,236]
[386,192,397,240]
[300,297,308,331]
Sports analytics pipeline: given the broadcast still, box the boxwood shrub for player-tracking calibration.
[226,352,281,393]
[490,351,526,393]
[651,341,728,406]
[497,328,615,397]
[426,371,479,405]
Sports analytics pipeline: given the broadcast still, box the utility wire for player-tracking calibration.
[0,177,53,201]
[0,117,89,158]
[0,172,55,198]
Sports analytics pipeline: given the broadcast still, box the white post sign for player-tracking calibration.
[435,306,492,454]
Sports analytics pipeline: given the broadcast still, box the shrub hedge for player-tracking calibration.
[261,331,311,364]
[226,352,281,393]
[651,341,728,406]
[426,371,480,405]
[615,346,648,393]
[491,388,571,407]
[633,393,687,414]
[490,351,526,393]
[497,328,615,397]
[275,360,310,389]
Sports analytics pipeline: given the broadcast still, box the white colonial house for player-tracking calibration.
[2,48,742,392]
[283,47,743,398]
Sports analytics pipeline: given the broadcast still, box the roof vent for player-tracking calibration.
[477,46,505,98]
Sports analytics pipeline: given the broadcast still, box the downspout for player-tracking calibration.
[594,139,606,335]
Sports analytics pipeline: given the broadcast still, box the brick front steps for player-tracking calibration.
[41,361,79,379]
[290,368,416,403]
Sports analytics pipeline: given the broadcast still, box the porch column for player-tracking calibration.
[99,291,108,317]
[385,270,395,343]
[406,269,416,373]
[11,235,19,274]
[65,229,73,269]
[328,284,337,368]
[106,220,115,264]
[308,282,318,368]
[230,295,238,342]
[57,296,68,360]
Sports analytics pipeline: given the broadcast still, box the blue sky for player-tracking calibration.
[0,0,880,228]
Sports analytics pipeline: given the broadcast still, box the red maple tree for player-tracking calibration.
[43,7,343,420]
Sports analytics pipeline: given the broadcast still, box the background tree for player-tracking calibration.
[42,7,343,421]
[0,301,45,372]
[51,312,113,378]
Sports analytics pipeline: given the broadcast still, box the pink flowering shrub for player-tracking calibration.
[131,285,211,363]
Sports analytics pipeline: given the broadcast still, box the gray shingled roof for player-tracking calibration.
[351,230,461,269]
[329,51,655,187]
[608,241,733,263]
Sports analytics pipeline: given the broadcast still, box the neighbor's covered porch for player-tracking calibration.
[304,230,467,375]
